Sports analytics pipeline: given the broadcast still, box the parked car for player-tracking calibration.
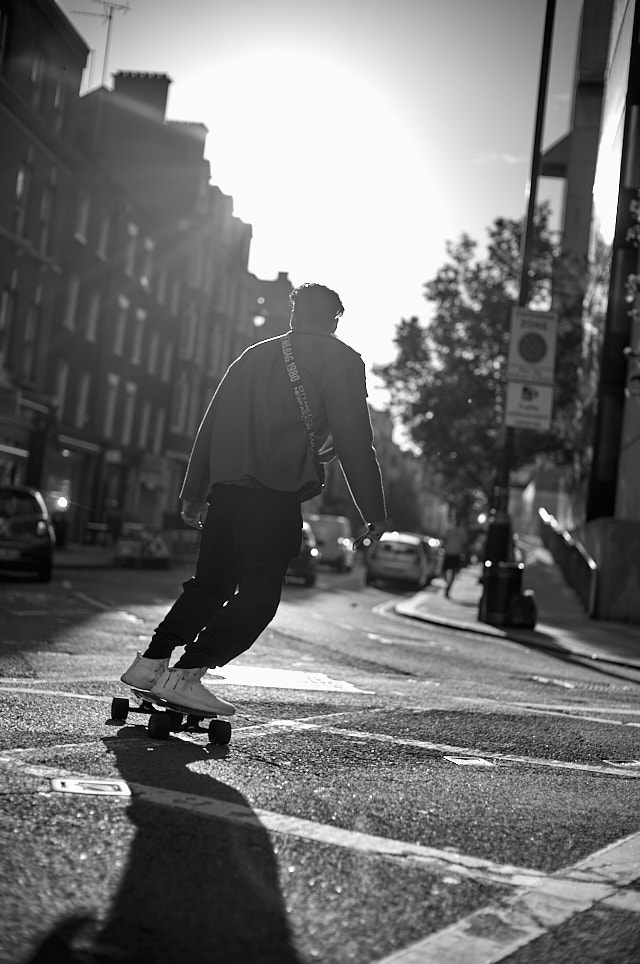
[365,530,434,590]
[286,521,319,586]
[303,513,355,572]
[0,485,55,582]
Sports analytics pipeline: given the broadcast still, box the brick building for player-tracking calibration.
[0,0,261,544]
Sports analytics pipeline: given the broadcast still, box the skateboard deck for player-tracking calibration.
[110,687,232,744]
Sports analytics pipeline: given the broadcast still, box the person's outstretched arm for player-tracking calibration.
[323,367,387,529]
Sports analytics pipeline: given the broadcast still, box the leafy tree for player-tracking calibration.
[375,204,585,511]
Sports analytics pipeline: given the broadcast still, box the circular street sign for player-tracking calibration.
[518,332,548,364]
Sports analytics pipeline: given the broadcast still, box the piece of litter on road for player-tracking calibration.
[603,760,640,769]
[444,757,495,767]
[51,778,131,797]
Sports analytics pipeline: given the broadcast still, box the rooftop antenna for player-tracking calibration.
[72,1,130,88]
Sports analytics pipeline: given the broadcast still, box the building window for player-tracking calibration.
[0,8,9,69]
[124,222,138,277]
[178,302,197,360]
[0,270,17,363]
[207,326,222,377]
[170,280,181,316]
[74,189,90,243]
[141,238,154,289]
[22,293,41,383]
[138,400,151,448]
[161,343,173,382]
[0,288,14,334]
[30,53,44,108]
[39,181,54,255]
[187,377,202,435]
[86,289,100,342]
[121,382,137,446]
[103,373,119,439]
[62,275,80,330]
[74,372,91,429]
[53,79,66,134]
[170,372,189,433]
[14,162,31,239]
[188,247,205,288]
[131,309,146,364]
[148,331,159,375]
[113,295,129,355]
[152,407,165,455]
[156,267,167,305]
[55,360,69,422]
[96,212,110,259]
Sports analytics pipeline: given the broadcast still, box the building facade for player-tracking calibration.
[0,0,261,544]
[543,0,640,618]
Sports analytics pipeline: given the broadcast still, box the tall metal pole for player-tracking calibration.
[485,0,556,564]
[72,2,129,89]
[101,6,116,87]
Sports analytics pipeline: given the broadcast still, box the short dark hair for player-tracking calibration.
[289,283,344,331]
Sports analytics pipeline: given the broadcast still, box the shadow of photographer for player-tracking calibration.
[91,725,302,964]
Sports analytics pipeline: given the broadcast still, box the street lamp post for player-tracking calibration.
[484,0,557,565]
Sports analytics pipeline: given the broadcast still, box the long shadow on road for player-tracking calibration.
[92,727,302,964]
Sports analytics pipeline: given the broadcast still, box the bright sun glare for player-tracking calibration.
[181,45,437,279]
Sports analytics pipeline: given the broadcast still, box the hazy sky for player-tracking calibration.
[57,0,583,397]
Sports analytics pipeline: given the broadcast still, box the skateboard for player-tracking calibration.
[110,688,232,744]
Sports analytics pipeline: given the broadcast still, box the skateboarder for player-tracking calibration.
[120,283,388,715]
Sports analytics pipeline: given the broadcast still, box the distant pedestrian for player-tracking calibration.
[442,517,468,598]
[120,283,388,715]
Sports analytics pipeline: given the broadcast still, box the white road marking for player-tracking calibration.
[72,591,111,610]
[0,685,637,777]
[0,755,546,889]
[602,890,640,914]
[444,757,495,767]
[291,722,640,779]
[205,665,369,692]
[511,701,640,716]
[374,831,640,964]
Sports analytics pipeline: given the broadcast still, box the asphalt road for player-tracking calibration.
[0,560,639,963]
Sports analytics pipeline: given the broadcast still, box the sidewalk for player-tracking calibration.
[396,537,640,672]
[54,543,117,569]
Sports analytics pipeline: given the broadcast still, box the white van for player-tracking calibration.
[304,514,355,572]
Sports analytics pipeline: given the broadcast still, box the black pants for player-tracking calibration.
[145,484,302,668]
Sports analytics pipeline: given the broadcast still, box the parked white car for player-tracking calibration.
[365,531,435,590]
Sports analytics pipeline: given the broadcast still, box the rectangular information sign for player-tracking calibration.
[505,381,554,431]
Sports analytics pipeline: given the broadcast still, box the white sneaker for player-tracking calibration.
[120,653,170,691]
[150,667,236,716]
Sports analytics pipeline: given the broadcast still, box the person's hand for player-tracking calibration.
[367,519,390,542]
[180,500,206,529]
[353,518,390,549]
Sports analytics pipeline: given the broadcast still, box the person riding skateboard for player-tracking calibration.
[120,283,388,715]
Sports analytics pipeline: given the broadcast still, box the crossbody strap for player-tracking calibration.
[281,334,317,455]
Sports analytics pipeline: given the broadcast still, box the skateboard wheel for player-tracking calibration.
[208,718,232,745]
[166,710,183,731]
[111,697,129,721]
[148,713,172,740]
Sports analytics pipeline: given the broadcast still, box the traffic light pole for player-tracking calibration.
[484,0,556,564]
